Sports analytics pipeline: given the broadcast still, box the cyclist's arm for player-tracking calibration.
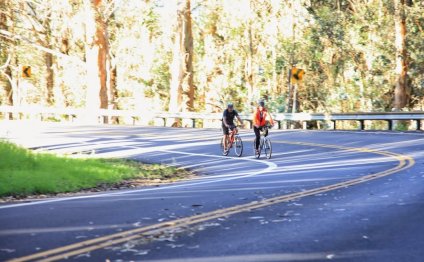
[236,115,243,126]
[223,118,230,127]
[223,111,229,127]
[266,112,275,126]
[252,112,260,128]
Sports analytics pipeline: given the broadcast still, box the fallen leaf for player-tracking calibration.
[249,216,264,220]
[135,250,150,256]
[0,249,15,253]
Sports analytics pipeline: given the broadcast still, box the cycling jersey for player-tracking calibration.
[223,109,239,126]
[252,108,274,127]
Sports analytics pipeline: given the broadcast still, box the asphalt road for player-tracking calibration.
[1,122,424,262]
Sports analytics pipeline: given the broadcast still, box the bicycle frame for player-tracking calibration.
[221,126,243,157]
[254,125,272,159]
[227,128,237,147]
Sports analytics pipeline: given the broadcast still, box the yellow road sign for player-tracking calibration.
[22,66,31,78]
[291,67,305,84]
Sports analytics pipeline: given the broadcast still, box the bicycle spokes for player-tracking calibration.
[264,138,272,159]
[234,136,243,157]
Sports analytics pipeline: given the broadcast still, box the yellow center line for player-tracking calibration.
[9,141,415,262]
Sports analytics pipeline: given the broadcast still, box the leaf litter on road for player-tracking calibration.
[74,252,91,259]
[0,248,15,253]
[248,216,265,220]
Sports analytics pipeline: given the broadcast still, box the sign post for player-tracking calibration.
[289,67,305,114]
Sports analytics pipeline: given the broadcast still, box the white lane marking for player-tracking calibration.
[65,140,219,159]
[0,150,276,210]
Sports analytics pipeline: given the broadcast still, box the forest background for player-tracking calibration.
[0,0,423,127]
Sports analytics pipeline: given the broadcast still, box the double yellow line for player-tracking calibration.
[9,141,414,262]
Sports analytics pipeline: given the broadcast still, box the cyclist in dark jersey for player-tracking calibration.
[222,103,244,152]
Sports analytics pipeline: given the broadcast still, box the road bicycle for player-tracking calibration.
[220,126,243,157]
[253,125,272,159]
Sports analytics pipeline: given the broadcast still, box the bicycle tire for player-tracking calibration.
[253,138,260,159]
[264,138,272,159]
[221,137,229,156]
[234,135,243,157]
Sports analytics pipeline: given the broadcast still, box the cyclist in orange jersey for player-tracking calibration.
[252,100,274,154]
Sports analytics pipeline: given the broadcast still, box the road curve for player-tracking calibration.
[0,122,423,262]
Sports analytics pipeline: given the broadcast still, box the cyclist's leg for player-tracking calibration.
[254,126,261,151]
[229,125,236,142]
[222,123,229,151]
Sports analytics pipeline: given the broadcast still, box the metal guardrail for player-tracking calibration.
[272,112,424,130]
[0,105,423,130]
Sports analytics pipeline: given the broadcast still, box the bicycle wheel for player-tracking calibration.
[264,138,272,159]
[253,138,260,159]
[221,137,229,156]
[234,135,243,157]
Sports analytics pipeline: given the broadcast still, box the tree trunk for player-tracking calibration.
[84,0,108,123]
[45,51,54,105]
[169,0,194,126]
[285,68,292,113]
[246,22,254,101]
[44,18,54,106]
[271,47,278,95]
[0,0,14,119]
[393,0,409,110]
[183,0,194,112]
[3,64,14,119]
[202,2,223,128]
[59,32,70,107]
[169,8,184,125]
[108,55,119,124]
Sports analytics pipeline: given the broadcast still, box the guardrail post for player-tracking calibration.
[387,120,393,131]
[277,120,281,129]
[246,120,252,129]
[331,120,336,130]
[416,120,421,131]
[302,121,307,130]
[358,120,365,130]
[192,118,196,128]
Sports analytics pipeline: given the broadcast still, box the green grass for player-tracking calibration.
[0,140,188,197]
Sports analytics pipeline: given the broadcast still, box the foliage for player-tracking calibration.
[0,140,188,197]
[0,0,423,118]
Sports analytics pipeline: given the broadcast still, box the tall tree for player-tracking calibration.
[202,0,224,115]
[24,1,55,105]
[0,0,14,119]
[84,0,109,122]
[169,0,194,121]
[393,0,409,110]
[107,17,118,124]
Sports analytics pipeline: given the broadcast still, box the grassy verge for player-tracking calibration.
[0,140,191,198]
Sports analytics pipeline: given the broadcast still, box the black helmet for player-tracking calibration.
[258,100,265,107]
[227,103,234,109]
